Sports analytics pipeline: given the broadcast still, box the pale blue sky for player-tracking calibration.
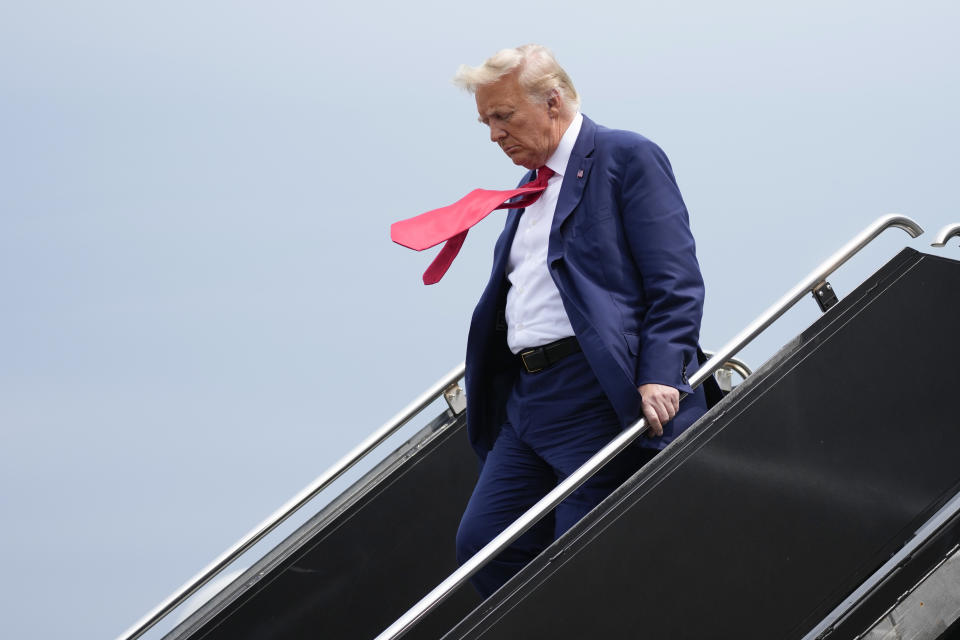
[1,2,958,638]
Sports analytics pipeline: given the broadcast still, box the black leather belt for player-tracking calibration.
[519,336,581,373]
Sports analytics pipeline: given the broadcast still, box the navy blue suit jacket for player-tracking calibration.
[464,115,708,460]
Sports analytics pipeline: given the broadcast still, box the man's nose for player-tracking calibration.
[489,124,507,143]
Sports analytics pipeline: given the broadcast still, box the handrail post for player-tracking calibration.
[700,351,753,381]
[374,214,923,640]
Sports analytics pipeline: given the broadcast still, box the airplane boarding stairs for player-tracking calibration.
[129,223,960,640]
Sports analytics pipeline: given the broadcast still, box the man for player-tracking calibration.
[451,45,710,598]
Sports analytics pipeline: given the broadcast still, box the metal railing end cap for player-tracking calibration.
[931,223,960,247]
[877,213,923,239]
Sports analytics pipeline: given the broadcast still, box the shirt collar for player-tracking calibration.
[545,111,583,178]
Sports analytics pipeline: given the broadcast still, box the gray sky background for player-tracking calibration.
[2,1,958,638]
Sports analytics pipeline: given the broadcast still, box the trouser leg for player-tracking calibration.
[455,420,555,598]
[512,350,660,538]
[550,441,659,538]
[459,350,665,598]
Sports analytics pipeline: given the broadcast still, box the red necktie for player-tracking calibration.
[391,167,555,284]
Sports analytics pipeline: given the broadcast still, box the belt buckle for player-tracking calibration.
[520,349,544,374]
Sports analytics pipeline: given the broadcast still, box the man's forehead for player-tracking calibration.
[476,74,524,110]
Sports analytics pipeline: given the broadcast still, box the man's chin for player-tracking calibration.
[504,149,532,169]
[510,156,537,170]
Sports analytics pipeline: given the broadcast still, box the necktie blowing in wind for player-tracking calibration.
[391,167,554,284]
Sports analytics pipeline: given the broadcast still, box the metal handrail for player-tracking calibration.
[931,222,960,247]
[374,213,923,640]
[115,362,466,640]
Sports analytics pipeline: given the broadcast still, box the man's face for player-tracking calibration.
[475,71,564,170]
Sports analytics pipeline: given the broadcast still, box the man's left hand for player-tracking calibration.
[637,383,680,438]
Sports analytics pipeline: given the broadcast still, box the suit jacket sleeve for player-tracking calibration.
[617,137,704,393]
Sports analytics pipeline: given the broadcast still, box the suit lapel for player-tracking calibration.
[551,115,597,235]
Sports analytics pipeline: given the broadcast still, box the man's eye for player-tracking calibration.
[480,112,512,125]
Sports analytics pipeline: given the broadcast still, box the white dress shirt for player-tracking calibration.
[505,112,583,354]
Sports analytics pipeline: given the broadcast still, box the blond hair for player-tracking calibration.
[453,44,580,113]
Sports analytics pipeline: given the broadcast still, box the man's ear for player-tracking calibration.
[546,89,563,119]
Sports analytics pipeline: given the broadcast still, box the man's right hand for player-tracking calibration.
[637,383,680,438]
